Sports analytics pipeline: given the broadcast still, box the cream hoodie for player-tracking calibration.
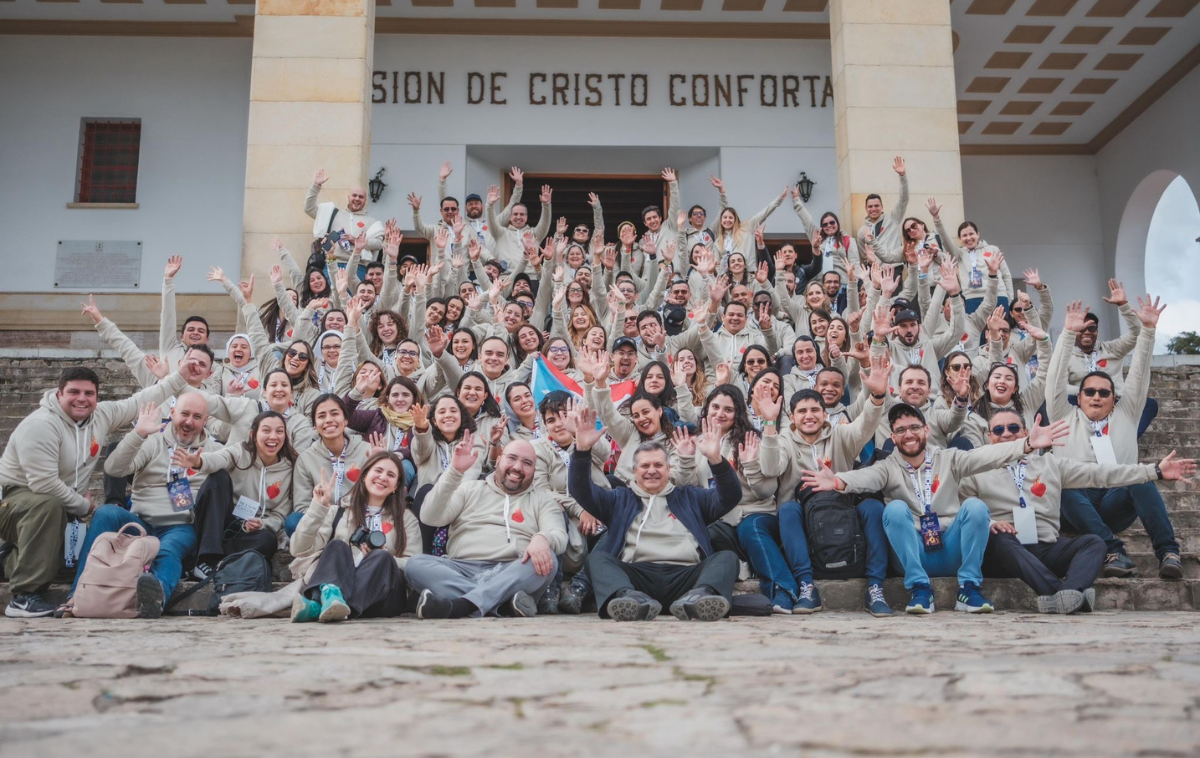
[759,398,884,504]
[290,495,421,581]
[0,372,188,516]
[622,481,701,565]
[104,425,220,528]
[197,446,295,536]
[422,465,567,562]
[293,434,372,516]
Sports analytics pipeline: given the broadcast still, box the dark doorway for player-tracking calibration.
[505,174,667,241]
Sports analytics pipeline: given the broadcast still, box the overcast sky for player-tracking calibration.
[1145,176,1200,354]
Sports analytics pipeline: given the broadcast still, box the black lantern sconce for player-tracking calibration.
[369,168,387,203]
[796,172,816,203]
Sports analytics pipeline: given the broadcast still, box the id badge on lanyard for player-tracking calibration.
[331,458,346,501]
[1089,425,1117,465]
[1007,460,1038,545]
[907,453,942,551]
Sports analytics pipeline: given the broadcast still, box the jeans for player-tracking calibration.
[284,511,304,537]
[881,498,989,589]
[70,505,198,602]
[1060,484,1179,559]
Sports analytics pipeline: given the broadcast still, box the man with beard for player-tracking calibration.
[411,435,567,618]
[67,392,218,619]
[871,268,964,395]
[486,183,553,274]
[802,403,1069,614]
[305,168,383,262]
[1065,279,1143,396]
[453,164,522,253]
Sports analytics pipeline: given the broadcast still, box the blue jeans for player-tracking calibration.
[71,505,197,602]
[284,510,305,537]
[1060,484,1178,559]
[881,498,989,589]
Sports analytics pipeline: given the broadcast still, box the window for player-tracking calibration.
[75,119,141,204]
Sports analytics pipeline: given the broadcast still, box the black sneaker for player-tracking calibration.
[5,592,57,619]
[558,580,587,615]
[509,591,537,618]
[1101,552,1138,578]
[136,573,165,619]
[192,561,215,581]
[1159,553,1183,580]
[669,589,730,621]
[415,588,453,620]
[605,590,661,622]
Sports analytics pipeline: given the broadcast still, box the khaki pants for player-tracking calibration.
[0,486,69,594]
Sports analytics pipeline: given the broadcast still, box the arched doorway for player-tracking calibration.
[1116,172,1200,354]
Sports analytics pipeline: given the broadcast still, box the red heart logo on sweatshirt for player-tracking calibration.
[186,469,197,477]
[1031,479,1046,497]
[511,509,524,523]
[357,221,365,228]
[89,438,100,457]
[984,251,992,258]
[266,483,281,499]
[286,329,294,338]
[248,379,260,389]
[346,467,361,482]
[382,522,393,534]
[931,475,940,494]
[1097,359,1108,368]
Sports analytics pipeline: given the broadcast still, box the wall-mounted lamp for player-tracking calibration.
[796,172,816,203]
[369,168,387,203]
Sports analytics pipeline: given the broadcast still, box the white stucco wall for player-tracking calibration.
[0,36,252,294]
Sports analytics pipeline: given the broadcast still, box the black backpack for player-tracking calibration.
[166,550,273,617]
[799,488,866,580]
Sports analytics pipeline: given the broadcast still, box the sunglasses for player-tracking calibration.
[948,363,971,372]
[991,423,1023,436]
[821,220,838,228]
[1010,306,1027,314]
[285,349,310,361]
[1081,387,1112,398]
[1081,325,1098,334]
[745,358,768,366]
[574,227,588,233]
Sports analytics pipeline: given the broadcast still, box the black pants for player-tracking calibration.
[707,521,749,563]
[103,440,130,507]
[411,484,441,555]
[303,540,408,618]
[982,532,1106,596]
[587,550,739,618]
[192,470,278,564]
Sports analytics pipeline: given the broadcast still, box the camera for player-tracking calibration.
[349,526,387,550]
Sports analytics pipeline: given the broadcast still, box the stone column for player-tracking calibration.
[829,0,963,235]
[241,0,375,299]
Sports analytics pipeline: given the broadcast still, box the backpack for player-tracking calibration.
[166,550,273,617]
[72,523,161,619]
[799,489,866,580]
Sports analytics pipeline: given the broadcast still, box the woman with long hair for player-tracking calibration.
[455,371,505,452]
[502,382,540,443]
[410,395,487,553]
[204,368,318,453]
[290,451,421,622]
[366,309,409,368]
[734,345,775,397]
[674,347,710,409]
[179,411,298,576]
[345,374,424,488]
[748,369,785,431]
[689,384,773,538]
[291,394,374,536]
[513,324,545,366]
[623,359,697,428]
[791,186,859,282]
[542,337,582,384]
[709,177,788,259]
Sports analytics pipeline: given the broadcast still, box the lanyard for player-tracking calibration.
[256,466,268,518]
[437,442,450,471]
[391,426,407,452]
[329,447,347,500]
[902,450,935,513]
[550,439,572,467]
[1085,351,1098,373]
[166,444,197,479]
[1006,459,1028,509]
[502,494,513,543]
[799,369,818,389]
[364,506,383,532]
[968,248,979,273]
[1089,417,1109,438]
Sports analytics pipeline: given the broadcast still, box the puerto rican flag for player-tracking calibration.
[530,355,636,406]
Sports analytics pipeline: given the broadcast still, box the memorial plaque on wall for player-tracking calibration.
[54,240,143,289]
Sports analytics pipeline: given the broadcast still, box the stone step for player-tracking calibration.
[5,576,1195,615]
[1125,551,1200,578]
[1119,531,1200,553]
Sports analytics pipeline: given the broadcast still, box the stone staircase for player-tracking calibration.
[2,364,1198,614]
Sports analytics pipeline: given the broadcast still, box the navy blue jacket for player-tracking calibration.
[567,448,743,560]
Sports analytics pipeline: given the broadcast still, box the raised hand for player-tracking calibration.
[164,255,183,279]
[144,354,168,380]
[453,431,480,473]
[206,266,227,284]
[661,167,677,183]
[426,324,447,357]
[987,306,1008,339]
[1027,415,1070,450]
[367,431,386,456]
[925,197,941,220]
[1063,300,1089,333]
[754,225,765,250]
[556,217,568,238]
[1103,278,1127,306]
[916,247,934,273]
[696,417,724,464]
[707,175,723,193]
[949,368,971,401]
[755,261,770,285]
[985,249,1004,277]
[861,352,891,397]
[134,402,161,438]
[879,266,898,298]
[439,161,452,181]
[1135,294,1166,328]
[738,432,760,464]
[539,185,553,204]
[800,459,839,492]
[872,303,894,339]
[80,295,103,325]
[409,403,429,432]
[313,468,334,507]
[663,240,677,265]
[756,301,773,331]
[672,426,697,457]
[270,237,283,252]
[708,275,729,305]
[509,166,524,185]
[938,259,961,296]
[1019,321,1048,341]
[587,192,601,208]
[893,156,907,176]
[313,168,329,187]
[384,228,402,261]
[467,236,482,262]
[1159,451,1197,483]
[1022,268,1042,289]
[846,309,864,334]
[640,232,657,256]
[407,192,422,210]
[239,276,255,302]
[573,407,607,451]
[670,359,688,388]
[618,224,636,248]
[715,361,732,386]
[592,350,611,383]
[752,379,783,422]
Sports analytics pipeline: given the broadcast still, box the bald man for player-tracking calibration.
[305,168,384,263]
[67,392,220,619]
[409,435,568,619]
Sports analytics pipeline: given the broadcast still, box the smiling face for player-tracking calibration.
[791,397,826,438]
[284,343,311,377]
[364,457,401,501]
[793,340,818,371]
[57,379,98,422]
[674,349,697,379]
[366,266,383,292]
[566,283,585,306]
[171,393,208,446]
[356,283,376,310]
[479,341,508,379]
[181,319,209,348]
[510,204,528,229]
[567,246,585,269]
[546,339,572,369]
[987,365,1018,405]
[465,198,483,219]
[723,303,747,333]
[959,225,980,249]
[320,335,342,368]
[440,199,458,225]
[613,346,638,378]
[890,414,929,458]
[827,320,846,348]
[668,282,690,305]
[308,270,327,295]
[865,196,883,221]
[507,385,536,422]
[754,373,781,402]
[376,314,399,346]
[228,337,251,368]
[517,327,539,358]
[743,348,770,380]
[575,267,592,289]
[822,272,841,299]
[643,365,667,395]
[426,302,446,327]
[433,397,463,437]
[264,372,293,412]
[542,409,573,447]
[255,416,287,462]
[634,447,670,494]
[502,303,524,331]
[720,209,735,231]
[584,327,607,352]
[387,381,414,414]
[643,209,662,232]
[804,283,826,311]
[987,410,1026,445]
[809,314,829,338]
[1076,319,1099,351]
[898,367,930,407]
[816,371,844,407]
[457,376,488,415]
[630,398,663,438]
[452,331,475,362]
[396,341,421,373]
[496,441,537,493]
[347,187,367,213]
[313,399,346,441]
[445,298,464,322]
[324,311,347,333]
[705,393,737,434]
[728,253,745,275]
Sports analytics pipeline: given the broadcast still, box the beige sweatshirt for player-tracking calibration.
[1065,302,1142,394]
[197,446,295,536]
[960,454,1157,542]
[104,426,221,528]
[421,466,568,562]
[487,200,552,272]
[532,437,610,520]
[1048,325,1153,465]
[622,483,701,566]
[292,434,373,515]
[836,440,1028,528]
[411,427,487,495]
[689,437,779,524]
[855,172,909,264]
[203,393,316,453]
[0,373,188,516]
[586,383,703,487]
[290,495,422,581]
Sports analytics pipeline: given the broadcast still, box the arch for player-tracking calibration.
[1114,169,1179,301]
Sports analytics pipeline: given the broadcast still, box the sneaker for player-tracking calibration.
[136,573,165,619]
[1037,589,1084,615]
[558,580,587,615]
[192,561,215,581]
[509,591,538,618]
[290,594,320,623]
[1101,552,1138,578]
[905,584,935,614]
[1080,587,1096,613]
[318,584,351,623]
[771,593,794,615]
[416,588,453,620]
[955,581,994,614]
[669,589,730,621]
[5,592,57,619]
[864,583,893,617]
[1159,553,1184,580]
[537,580,561,615]
[793,581,822,614]
[605,590,662,622]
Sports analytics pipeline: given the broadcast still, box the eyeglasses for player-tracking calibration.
[548,346,571,355]
[903,224,916,233]
[1081,325,1098,334]
[574,227,588,233]
[285,349,310,362]
[891,424,926,436]
[397,349,420,358]
[1081,387,1112,398]
[990,423,1023,436]
[321,343,341,351]
[691,210,706,217]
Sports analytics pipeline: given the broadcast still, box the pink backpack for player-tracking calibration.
[72,523,160,619]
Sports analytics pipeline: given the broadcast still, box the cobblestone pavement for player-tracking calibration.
[1,612,1198,758]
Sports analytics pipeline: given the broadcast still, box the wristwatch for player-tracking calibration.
[1155,462,1164,480]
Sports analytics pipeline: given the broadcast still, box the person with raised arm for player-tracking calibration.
[304,167,384,264]
[158,255,211,373]
[855,156,909,264]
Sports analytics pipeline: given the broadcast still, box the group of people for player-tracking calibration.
[0,156,1192,623]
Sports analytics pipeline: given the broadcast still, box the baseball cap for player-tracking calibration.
[612,337,637,353]
[466,193,482,203]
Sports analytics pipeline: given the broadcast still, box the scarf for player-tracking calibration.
[380,406,415,431]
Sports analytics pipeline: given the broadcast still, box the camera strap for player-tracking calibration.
[329,506,345,540]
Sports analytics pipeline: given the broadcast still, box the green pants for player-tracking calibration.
[0,486,69,593]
